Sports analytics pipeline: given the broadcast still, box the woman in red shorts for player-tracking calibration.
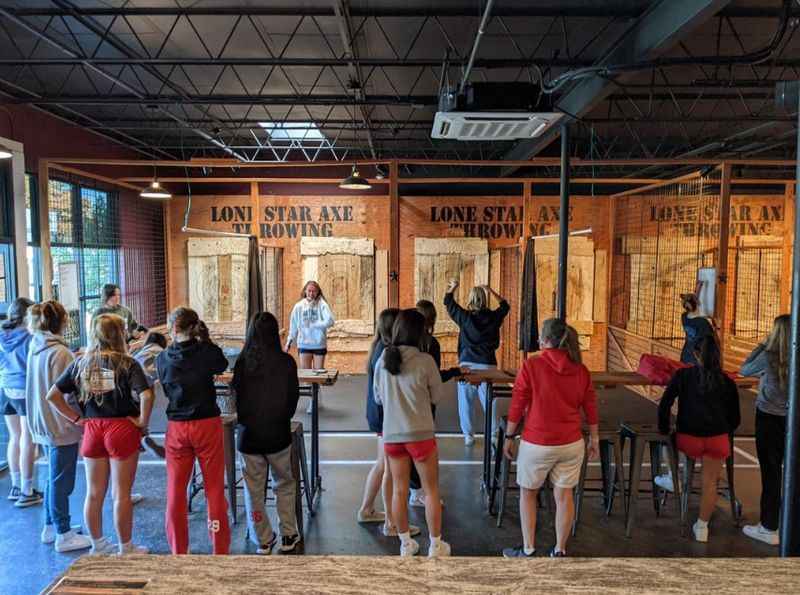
[373,309,450,558]
[658,334,740,543]
[46,314,154,554]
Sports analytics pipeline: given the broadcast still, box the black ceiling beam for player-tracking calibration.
[5,5,797,18]
[501,0,732,173]
[1,92,774,105]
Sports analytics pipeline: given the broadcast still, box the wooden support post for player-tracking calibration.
[389,159,399,308]
[715,162,733,357]
[782,182,795,315]
[250,181,259,237]
[163,201,171,314]
[37,159,54,300]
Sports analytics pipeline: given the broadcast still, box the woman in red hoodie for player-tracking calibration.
[502,318,599,558]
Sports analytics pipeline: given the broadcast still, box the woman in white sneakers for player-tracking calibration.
[374,309,450,558]
[502,318,599,558]
[285,281,335,413]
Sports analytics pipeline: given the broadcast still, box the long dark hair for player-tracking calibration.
[240,311,282,373]
[367,308,400,372]
[383,309,426,375]
[695,334,724,390]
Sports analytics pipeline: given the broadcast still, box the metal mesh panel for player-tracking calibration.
[732,246,782,340]
[610,175,721,349]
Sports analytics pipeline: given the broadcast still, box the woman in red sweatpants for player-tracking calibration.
[156,307,231,554]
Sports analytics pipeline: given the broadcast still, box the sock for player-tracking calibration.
[10,471,21,488]
[398,531,412,545]
[91,537,106,549]
[120,541,134,554]
[696,519,708,528]
[430,534,441,547]
[21,478,34,496]
[524,546,535,555]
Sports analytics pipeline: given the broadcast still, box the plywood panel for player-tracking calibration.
[187,237,250,324]
[260,247,284,325]
[594,249,607,322]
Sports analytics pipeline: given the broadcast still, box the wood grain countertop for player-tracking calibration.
[46,555,799,594]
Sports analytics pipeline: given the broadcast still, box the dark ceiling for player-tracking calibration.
[0,0,798,179]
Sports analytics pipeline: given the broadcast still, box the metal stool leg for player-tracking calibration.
[681,455,696,534]
[497,452,511,529]
[599,440,611,510]
[296,430,313,514]
[610,435,626,517]
[625,436,645,538]
[649,442,662,515]
[572,443,589,536]
[489,422,506,515]
[726,434,742,525]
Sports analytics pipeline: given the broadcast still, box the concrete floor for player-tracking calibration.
[0,376,776,595]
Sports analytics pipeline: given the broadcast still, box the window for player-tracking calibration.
[0,162,14,309]
[258,121,325,141]
[49,180,120,347]
[25,174,42,301]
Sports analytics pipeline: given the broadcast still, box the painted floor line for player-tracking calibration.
[733,446,760,464]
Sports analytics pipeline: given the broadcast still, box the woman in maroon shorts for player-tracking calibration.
[46,314,154,555]
[658,334,740,543]
[373,309,450,558]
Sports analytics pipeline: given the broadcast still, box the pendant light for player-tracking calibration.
[140,166,172,199]
[339,84,371,190]
[0,144,12,159]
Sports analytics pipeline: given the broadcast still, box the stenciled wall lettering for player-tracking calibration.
[429,204,573,239]
[210,204,354,238]
[649,202,784,237]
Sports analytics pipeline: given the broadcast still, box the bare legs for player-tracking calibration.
[519,487,538,551]
[299,353,313,369]
[4,414,20,479]
[386,452,442,538]
[699,456,723,523]
[359,437,389,519]
[84,451,140,545]
[553,486,575,553]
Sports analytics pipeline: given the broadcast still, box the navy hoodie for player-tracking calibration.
[0,327,33,391]
[444,292,509,365]
[156,339,229,421]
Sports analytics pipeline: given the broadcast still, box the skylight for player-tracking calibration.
[258,121,325,140]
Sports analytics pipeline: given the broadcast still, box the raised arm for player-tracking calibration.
[443,280,468,327]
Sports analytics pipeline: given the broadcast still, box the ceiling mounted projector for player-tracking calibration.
[432,82,563,141]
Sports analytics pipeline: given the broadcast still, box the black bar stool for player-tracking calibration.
[572,426,627,536]
[620,422,682,538]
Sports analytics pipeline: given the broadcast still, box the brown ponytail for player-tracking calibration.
[168,306,201,338]
[28,301,68,335]
[541,317,582,364]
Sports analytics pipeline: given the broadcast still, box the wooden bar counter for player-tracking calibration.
[46,555,799,594]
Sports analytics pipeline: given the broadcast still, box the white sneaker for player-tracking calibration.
[119,543,149,555]
[400,539,420,557]
[692,520,709,543]
[55,530,92,553]
[90,537,117,555]
[383,523,421,537]
[654,473,674,493]
[42,524,82,544]
[130,493,144,505]
[464,434,475,446]
[743,523,779,546]
[428,539,452,558]
[409,489,426,508]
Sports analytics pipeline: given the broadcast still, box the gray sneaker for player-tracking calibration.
[14,489,44,508]
[502,545,535,558]
[7,486,20,501]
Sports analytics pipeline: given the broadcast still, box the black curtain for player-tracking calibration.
[246,235,263,325]
[518,237,539,353]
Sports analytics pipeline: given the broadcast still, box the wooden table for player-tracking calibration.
[215,369,338,514]
[45,555,800,594]
[462,368,757,505]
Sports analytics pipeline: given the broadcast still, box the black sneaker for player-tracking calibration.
[7,486,20,501]
[14,489,44,508]
[256,532,277,555]
[502,545,535,558]
[280,534,302,553]
[549,548,566,558]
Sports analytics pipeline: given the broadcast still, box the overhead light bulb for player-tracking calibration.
[139,179,172,199]
[339,164,372,190]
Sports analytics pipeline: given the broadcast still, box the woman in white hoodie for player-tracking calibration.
[285,281,335,413]
[25,301,92,553]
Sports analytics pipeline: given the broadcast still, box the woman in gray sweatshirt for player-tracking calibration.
[25,301,91,553]
[739,314,789,546]
[374,309,450,559]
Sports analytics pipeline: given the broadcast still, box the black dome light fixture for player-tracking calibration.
[339,81,371,190]
[140,166,172,199]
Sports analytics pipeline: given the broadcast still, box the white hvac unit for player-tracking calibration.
[431,111,563,141]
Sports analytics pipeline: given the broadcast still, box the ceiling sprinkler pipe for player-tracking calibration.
[458,0,495,95]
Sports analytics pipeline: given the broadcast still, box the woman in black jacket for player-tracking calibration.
[232,311,301,555]
[658,335,740,544]
[444,280,509,445]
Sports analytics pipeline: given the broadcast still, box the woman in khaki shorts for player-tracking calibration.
[501,318,599,558]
